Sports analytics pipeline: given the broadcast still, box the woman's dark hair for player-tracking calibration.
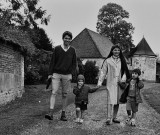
[62,31,73,39]
[102,45,130,79]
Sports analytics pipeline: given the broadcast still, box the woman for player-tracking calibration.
[97,45,130,125]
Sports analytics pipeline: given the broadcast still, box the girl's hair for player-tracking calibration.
[102,45,130,79]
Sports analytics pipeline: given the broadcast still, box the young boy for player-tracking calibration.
[73,74,98,123]
[123,68,144,126]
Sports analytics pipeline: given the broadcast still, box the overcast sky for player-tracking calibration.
[39,0,160,54]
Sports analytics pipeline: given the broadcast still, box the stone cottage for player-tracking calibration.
[0,24,34,105]
[126,37,156,82]
[70,28,114,68]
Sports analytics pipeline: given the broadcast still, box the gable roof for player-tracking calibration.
[133,37,156,56]
[0,23,35,55]
[70,28,113,58]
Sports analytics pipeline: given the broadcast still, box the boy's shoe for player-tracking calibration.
[106,118,112,125]
[60,115,67,121]
[45,114,53,120]
[112,118,120,123]
[60,111,67,121]
[79,119,84,123]
[125,115,131,124]
[75,118,80,123]
[130,119,136,126]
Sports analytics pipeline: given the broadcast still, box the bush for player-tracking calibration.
[38,64,49,84]
[24,66,41,85]
[84,61,99,84]
[24,49,52,85]
[72,58,85,83]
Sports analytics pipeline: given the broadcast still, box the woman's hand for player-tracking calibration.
[48,75,52,79]
[118,81,126,89]
[97,84,101,88]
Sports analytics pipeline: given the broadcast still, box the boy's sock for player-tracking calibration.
[47,109,54,116]
[125,110,132,124]
[127,110,131,116]
[61,111,66,116]
[75,118,80,123]
[130,118,136,126]
[50,109,54,114]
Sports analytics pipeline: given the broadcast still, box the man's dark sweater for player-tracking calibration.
[49,45,77,75]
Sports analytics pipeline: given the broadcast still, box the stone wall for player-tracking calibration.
[0,43,24,105]
[131,56,156,81]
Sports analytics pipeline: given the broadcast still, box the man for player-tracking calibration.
[45,31,77,121]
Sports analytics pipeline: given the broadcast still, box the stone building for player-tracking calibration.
[127,37,156,82]
[0,25,34,105]
[70,28,113,68]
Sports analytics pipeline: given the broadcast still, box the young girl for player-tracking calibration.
[73,74,98,123]
[97,45,130,125]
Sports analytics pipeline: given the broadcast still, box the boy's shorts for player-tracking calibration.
[126,96,138,113]
[75,102,87,111]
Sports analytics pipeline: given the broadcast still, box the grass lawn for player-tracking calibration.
[142,86,160,114]
[0,84,75,135]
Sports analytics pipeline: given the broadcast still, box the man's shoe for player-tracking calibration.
[112,118,120,123]
[45,114,53,120]
[60,115,67,121]
[106,119,112,125]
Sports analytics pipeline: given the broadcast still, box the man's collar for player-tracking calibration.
[61,44,70,51]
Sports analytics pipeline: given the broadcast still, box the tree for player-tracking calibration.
[0,0,51,29]
[96,3,134,50]
[28,27,53,51]
[84,61,99,84]
[0,0,53,84]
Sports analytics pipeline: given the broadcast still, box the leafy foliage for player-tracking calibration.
[24,65,41,85]
[77,58,85,75]
[97,3,134,50]
[0,0,51,28]
[0,18,35,55]
[24,49,52,84]
[0,0,52,85]
[27,27,53,51]
[84,61,99,84]
[23,27,52,84]
[72,58,85,83]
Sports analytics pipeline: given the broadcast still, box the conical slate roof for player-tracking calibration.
[70,28,113,58]
[134,37,156,56]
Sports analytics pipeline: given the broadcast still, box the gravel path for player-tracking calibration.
[21,82,160,135]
